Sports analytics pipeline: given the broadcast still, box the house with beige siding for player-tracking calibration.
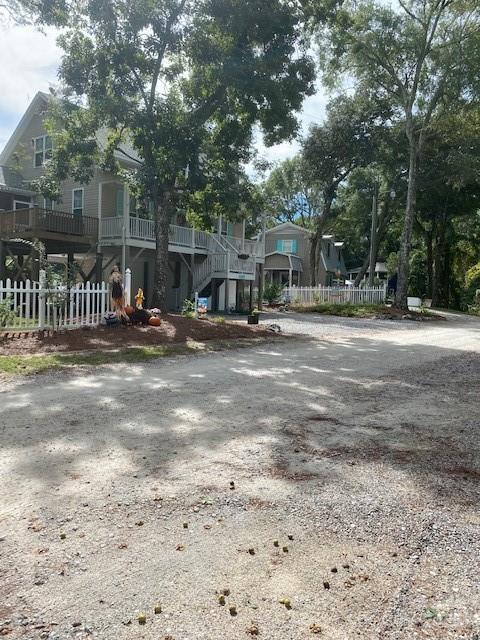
[0,92,264,311]
[263,222,346,286]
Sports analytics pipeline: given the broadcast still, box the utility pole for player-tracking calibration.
[258,213,266,310]
[368,183,378,287]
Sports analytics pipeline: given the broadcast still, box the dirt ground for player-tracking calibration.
[0,314,270,355]
[0,313,479,639]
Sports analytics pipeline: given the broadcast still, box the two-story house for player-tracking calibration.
[0,92,264,311]
[263,222,346,286]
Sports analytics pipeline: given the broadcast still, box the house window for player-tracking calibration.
[276,239,298,254]
[33,135,53,167]
[115,189,124,216]
[72,188,84,216]
[44,198,55,211]
[14,200,31,210]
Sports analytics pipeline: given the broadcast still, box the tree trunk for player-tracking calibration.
[354,197,392,287]
[394,130,418,310]
[151,193,172,310]
[310,193,333,286]
[426,225,433,298]
[309,233,318,286]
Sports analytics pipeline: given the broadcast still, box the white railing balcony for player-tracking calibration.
[100,216,264,260]
[101,216,124,238]
[169,224,194,247]
[130,217,155,240]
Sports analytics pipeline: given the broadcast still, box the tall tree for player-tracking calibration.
[302,93,382,284]
[314,0,480,308]
[261,157,322,228]
[39,0,314,309]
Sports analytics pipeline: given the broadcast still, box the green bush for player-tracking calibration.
[0,297,16,328]
[290,302,388,317]
[263,282,284,305]
[181,298,196,317]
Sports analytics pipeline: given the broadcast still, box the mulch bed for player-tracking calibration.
[0,314,271,356]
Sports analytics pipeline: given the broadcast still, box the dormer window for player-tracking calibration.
[33,135,53,167]
[276,239,297,254]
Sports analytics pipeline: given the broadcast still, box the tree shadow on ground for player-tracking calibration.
[1,325,479,518]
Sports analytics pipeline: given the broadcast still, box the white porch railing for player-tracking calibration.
[101,216,124,238]
[229,254,256,275]
[130,217,155,240]
[0,276,111,330]
[100,217,263,258]
[283,284,387,306]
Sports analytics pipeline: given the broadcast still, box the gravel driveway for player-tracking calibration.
[0,314,479,639]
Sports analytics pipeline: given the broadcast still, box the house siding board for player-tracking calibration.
[265,226,311,284]
[265,253,291,270]
[2,96,122,220]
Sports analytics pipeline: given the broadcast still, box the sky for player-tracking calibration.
[0,22,328,174]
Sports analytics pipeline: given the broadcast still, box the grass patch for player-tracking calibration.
[0,337,275,376]
[291,303,391,317]
[0,345,182,376]
[290,302,438,318]
[207,315,226,324]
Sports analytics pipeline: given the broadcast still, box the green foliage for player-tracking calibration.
[263,282,284,305]
[261,157,322,228]
[291,302,387,317]
[465,263,480,290]
[385,252,399,276]
[0,297,16,328]
[37,0,315,308]
[181,299,196,318]
[313,0,480,307]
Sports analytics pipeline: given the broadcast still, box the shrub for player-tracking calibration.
[0,296,16,328]
[181,298,196,317]
[263,282,284,305]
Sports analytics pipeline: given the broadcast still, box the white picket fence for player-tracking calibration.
[283,284,387,306]
[0,273,113,330]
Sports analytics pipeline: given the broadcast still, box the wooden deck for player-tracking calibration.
[0,207,98,244]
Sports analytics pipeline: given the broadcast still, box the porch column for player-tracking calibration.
[289,269,292,288]
[95,250,103,283]
[97,182,103,242]
[249,280,254,311]
[0,240,6,280]
[122,183,130,276]
[67,251,75,280]
[258,263,264,311]
[224,278,230,314]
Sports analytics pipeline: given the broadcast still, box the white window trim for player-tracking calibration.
[32,134,52,168]
[72,187,84,216]
[43,197,55,211]
[13,200,32,210]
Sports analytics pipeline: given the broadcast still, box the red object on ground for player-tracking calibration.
[148,316,161,327]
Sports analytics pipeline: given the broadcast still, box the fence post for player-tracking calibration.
[38,269,46,330]
[124,268,132,305]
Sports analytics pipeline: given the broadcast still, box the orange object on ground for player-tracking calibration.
[148,316,161,327]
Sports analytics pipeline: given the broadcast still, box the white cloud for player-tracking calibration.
[0,23,61,148]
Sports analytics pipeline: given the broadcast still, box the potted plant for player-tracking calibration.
[247,308,260,324]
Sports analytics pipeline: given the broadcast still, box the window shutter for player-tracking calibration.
[292,239,298,254]
[226,222,234,236]
[276,239,284,252]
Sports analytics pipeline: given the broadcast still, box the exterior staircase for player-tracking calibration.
[192,251,257,296]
